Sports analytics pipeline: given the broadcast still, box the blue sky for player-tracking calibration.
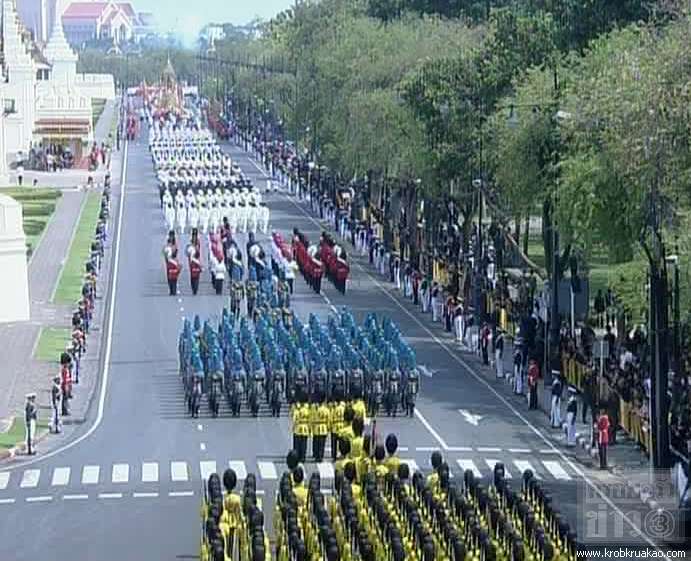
[135,0,294,42]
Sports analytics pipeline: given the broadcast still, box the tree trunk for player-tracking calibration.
[543,199,553,279]
[514,216,521,249]
[523,215,530,257]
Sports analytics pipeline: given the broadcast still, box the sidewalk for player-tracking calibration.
[0,99,121,458]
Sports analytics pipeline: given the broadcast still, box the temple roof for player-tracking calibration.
[62,2,109,19]
[44,7,78,64]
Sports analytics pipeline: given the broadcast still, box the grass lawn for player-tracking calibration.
[0,187,61,254]
[53,190,101,304]
[92,98,107,129]
[34,327,71,362]
[0,417,49,450]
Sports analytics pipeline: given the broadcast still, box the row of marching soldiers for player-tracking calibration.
[290,395,368,464]
[274,443,579,561]
[201,469,271,561]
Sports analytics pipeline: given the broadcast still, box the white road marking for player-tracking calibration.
[415,446,440,452]
[447,446,473,452]
[169,491,194,497]
[63,494,88,500]
[26,496,52,503]
[0,472,10,490]
[142,462,158,483]
[316,462,334,480]
[459,409,484,426]
[98,493,123,499]
[513,460,541,479]
[485,459,512,478]
[414,409,449,450]
[197,424,203,431]
[0,498,15,504]
[258,462,278,481]
[20,469,40,488]
[398,447,409,452]
[402,459,419,473]
[82,465,100,485]
[112,464,129,484]
[477,447,502,453]
[200,461,217,482]
[171,462,189,482]
[228,461,247,480]
[542,460,571,480]
[51,467,70,486]
[508,448,531,453]
[200,443,206,452]
[133,492,159,498]
[456,459,482,478]
[540,449,559,454]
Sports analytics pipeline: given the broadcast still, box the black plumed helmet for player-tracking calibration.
[223,469,237,492]
[385,433,398,454]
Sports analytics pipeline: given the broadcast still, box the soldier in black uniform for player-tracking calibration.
[50,376,62,434]
[25,393,37,455]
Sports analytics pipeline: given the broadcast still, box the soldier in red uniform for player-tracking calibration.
[60,362,72,416]
[189,248,202,295]
[166,249,181,296]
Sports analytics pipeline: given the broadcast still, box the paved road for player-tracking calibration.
[0,135,668,560]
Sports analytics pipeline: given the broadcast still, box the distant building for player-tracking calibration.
[202,23,225,45]
[1,0,115,165]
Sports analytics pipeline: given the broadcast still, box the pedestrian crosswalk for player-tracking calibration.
[0,455,580,496]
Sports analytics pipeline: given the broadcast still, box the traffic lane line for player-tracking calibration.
[279,185,669,557]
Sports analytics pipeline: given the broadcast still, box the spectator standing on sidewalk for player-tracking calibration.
[594,289,606,328]
[60,360,72,416]
[581,369,595,424]
[564,386,578,445]
[550,373,563,428]
[494,329,505,379]
[25,393,37,455]
[431,282,440,322]
[528,359,539,410]
[598,409,610,469]
[480,323,491,365]
[50,376,62,434]
[513,346,523,394]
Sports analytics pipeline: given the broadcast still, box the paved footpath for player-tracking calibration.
[0,99,121,455]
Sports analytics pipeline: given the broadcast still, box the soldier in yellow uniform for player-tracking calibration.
[384,433,401,476]
[293,397,311,463]
[426,450,443,489]
[335,438,351,476]
[343,462,361,501]
[222,469,241,558]
[340,405,355,447]
[350,416,365,460]
[329,400,345,461]
[356,434,372,483]
[373,444,388,483]
[292,465,308,509]
[352,397,366,423]
[312,397,330,462]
